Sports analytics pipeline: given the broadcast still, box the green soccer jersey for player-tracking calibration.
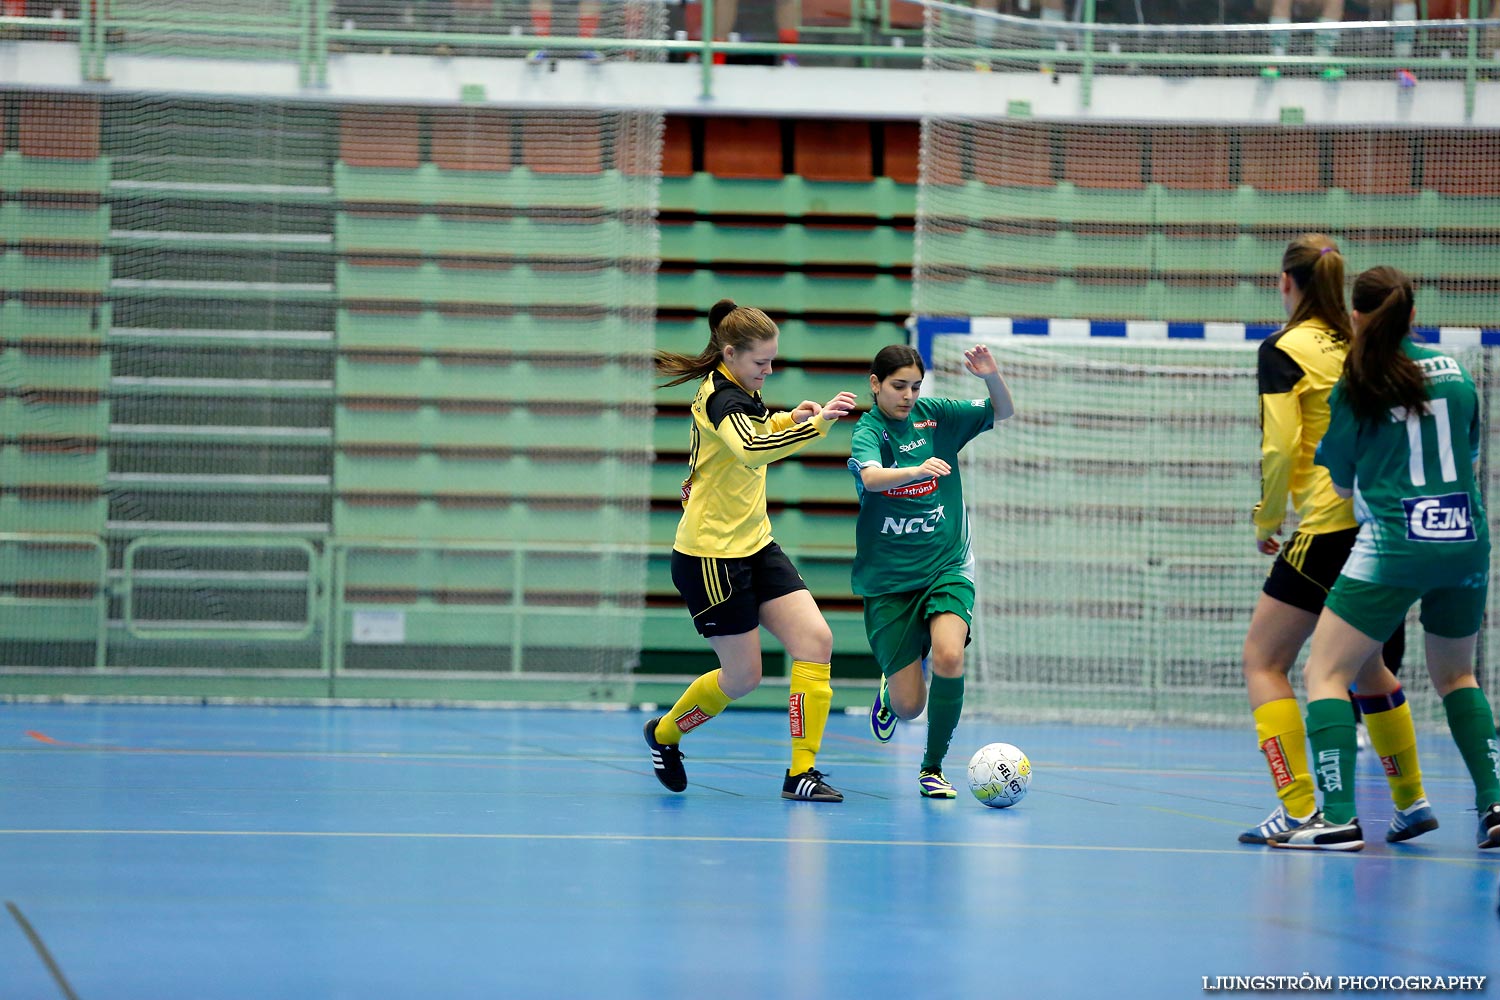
[847,396,995,597]
[1316,340,1490,588]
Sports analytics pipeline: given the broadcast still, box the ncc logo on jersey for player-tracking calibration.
[1403,493,1476,541]
[881,504,946,535]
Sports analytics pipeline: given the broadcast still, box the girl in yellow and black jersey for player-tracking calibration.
[1239,234,1429,848]
[643,298,858,803]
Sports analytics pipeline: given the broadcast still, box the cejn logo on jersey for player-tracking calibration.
[1403,493,1476,541]
[881,504,946,535]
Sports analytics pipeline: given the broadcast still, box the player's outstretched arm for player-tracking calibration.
[790,392,856,425]
[963,345,1015,421]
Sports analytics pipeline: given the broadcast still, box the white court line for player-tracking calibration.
[0,828,1493,867]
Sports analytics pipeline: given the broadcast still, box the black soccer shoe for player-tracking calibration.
[1266,811,1364,852]
[1478,803,1500,850]
[644,717,687,793]
[782,768,843,803]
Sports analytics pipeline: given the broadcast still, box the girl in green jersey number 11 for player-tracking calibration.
[847,343,1015,798]
[1269,266,1500,852]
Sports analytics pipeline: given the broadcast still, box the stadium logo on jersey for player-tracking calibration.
[884,478,938,499]
[1403,493,1476,541]
[881,504,947,535]
[675,706,711,734]
[913,419,937,429]
[788,692,805,738]
[897,436,928,454]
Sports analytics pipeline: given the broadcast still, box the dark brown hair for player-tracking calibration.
[870,344,925,382]
[655,299,780,388]
[1341,266,1425,425]
[1281,233,1351,344]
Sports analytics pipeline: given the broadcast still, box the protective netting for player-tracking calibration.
[916,11,1500,330]
[2,83,664,693]
[927,333,1498,726]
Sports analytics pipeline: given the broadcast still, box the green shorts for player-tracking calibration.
[1326,573,1488,642]
[862,574,975,677]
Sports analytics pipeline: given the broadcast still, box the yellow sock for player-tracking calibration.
[1359,690,1425,810]
[656,669,733,744]
[1252,698,1317,819]
[789,659,832,775]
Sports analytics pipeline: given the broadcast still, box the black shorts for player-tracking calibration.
[1263,527,1358,615]
[671,542,808,638]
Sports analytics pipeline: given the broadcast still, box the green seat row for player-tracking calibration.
[0,446,108,486]
[336,356,652,404]
[339,404,648,451]
[335,497,647,544]
[0,152,109,194]
[334,163,655,211]
[924,181,1500,231]
[0,492,107,533]
[0,397,108,441]
[335,261,653,310]
[0,302,109,341]
[660,220,912,268]
[336,309,653,354]
[336,213,630,259]
[921,228,1500,282]
[0,203,110,244]
[336,453,649,498]
[658,269,910,316]
[1,251,109,293]
[0,348,110,391]
[659,175,916,220]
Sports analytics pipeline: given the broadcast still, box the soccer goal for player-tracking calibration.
[921,319,1498,726]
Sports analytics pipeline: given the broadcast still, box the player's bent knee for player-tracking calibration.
[930,648,965,678]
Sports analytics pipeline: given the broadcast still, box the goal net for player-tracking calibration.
[926,329,1496,726]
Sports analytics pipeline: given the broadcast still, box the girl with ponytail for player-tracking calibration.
[645,299,860,803]
[1276,266,1499,851]
[1240,235,1421,849]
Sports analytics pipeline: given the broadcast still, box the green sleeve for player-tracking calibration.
[1315,385,1356,491]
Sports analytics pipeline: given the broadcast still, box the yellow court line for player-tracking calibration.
[2,828,1498,867]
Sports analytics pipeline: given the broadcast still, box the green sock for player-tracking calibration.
[1307,698,1358,824]
[921,673,965,773]
[1442,687,1500,813]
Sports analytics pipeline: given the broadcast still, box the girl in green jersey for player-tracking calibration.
[1268,266,1500,852]
[848,343,1014,798]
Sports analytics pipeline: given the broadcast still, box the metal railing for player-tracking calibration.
[4,1,1498,113]
[3,530,649,683]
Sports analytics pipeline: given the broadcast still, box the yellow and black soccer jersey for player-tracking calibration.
[1252,319,1358,542]
[673,364,833,559]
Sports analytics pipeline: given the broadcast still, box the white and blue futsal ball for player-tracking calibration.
[967,742,1032,808]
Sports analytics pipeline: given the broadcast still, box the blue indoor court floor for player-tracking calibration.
[1,701,1497,1000]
